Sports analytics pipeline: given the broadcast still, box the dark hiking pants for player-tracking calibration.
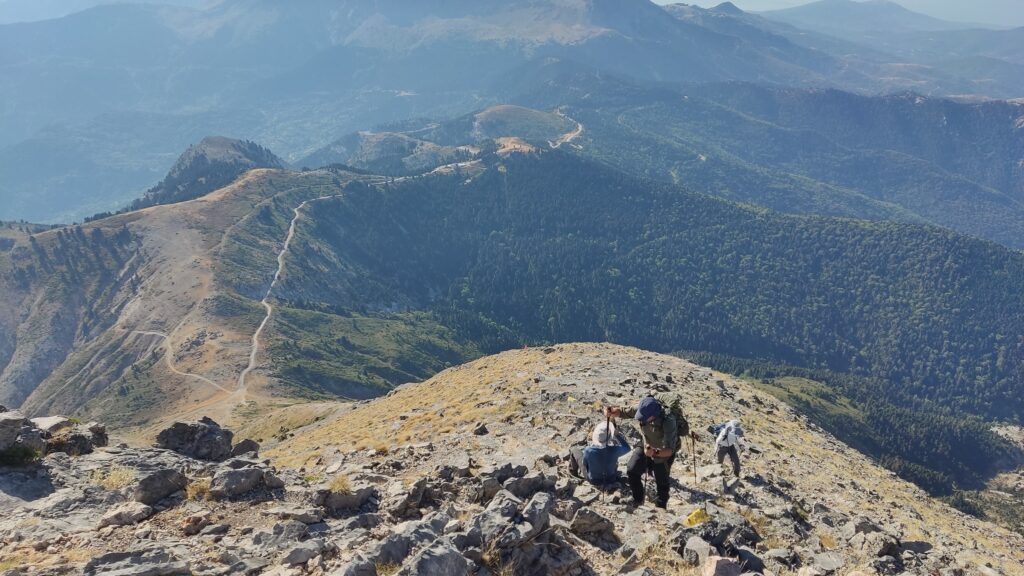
[627,448,674,508]
[569,446,588,480]
[717,445,740,477]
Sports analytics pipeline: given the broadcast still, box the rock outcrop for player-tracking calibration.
[155,417,233,462]
[0,344,1021,575]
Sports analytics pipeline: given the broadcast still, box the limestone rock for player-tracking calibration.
[155,417,233,461]
[230,438,261,457]
[281,539,330,566]
[682,536,713,566]
[266,505,324,525]
[99,502,154,528]
[503,470,554,499]
[570,506,615,536]
[324,485,377,513]
[812,552,845,574]
[30,416,72,434]
[132,469,187,505]
[703,556,743,576]
[396,540,473,575]
[209,467,264,499]
[83,548,190,575]
[0,411,30,452]
[46,422,108,456]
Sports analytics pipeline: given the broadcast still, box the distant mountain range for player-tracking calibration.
[2,0,1024,224]
[761,0,974,36]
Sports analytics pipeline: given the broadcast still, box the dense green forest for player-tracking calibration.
[261,151,1024,493]
[505,71,1024,248]
[680,351,1014,494]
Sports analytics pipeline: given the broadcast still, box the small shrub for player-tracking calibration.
[90,465,135,490]
[375,563,400,576]
[329,475,352,494]
[0,446,41,467]
[186,477,212,501]
[481,540,518,576]
[818,531,838,550]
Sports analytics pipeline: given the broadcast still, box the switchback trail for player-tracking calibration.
[549,112,584,149]
[130,330,230,393]
[236,192,346,396]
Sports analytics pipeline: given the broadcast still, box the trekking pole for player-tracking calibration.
[691,435,698,486]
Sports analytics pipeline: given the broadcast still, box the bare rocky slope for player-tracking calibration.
[2,344,1021,575]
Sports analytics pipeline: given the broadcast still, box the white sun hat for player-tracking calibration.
[591,421,617,447]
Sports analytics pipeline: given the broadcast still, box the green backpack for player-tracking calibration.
[655,392,691,440]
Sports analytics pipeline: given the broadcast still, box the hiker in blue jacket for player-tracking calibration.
[569,421,631,485]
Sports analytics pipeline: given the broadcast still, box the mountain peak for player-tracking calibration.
[711,1,745,15]
[130,136,285,210]
[762,0,968,33]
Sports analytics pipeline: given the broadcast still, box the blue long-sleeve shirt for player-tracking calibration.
[582,435,631,484]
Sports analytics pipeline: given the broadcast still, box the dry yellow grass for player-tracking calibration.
[90,465,135,490]
[266,351,534,468]
[374,563,400,576]
[818,531,838,551]
[329,475,352,494]
[186,477,212,501]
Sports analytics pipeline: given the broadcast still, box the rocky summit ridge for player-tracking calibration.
[1,344,1022,575]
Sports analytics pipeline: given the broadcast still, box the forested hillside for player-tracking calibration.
[497,66,1024,248]
[287,152,1024,422]
[249,150,1024,491]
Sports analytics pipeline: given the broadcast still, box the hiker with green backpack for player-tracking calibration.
[605,393,700,509]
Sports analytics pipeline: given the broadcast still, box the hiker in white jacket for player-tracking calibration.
[714,419,743,478]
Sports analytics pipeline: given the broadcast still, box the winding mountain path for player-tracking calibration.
[549,112,584,149]
[130,330,230,393]
[236,193,346,396]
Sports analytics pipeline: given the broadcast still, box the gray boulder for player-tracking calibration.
[84,548,189,575]
[735,547,765,573]
[851,530,901,558]
[209,468,263,499]
[265,505,324,525]
[681,536,713,566]
[503,471,554,499]
[569,506,615,536]
[397,540,473,576]
[251,520,309,551]
[763,548,799,569]
[325,485,377,513]
[281,539,330,566]
[385,477,430,519]
[0,411,30,452]
[98,502,155,528]
[472,489,522,543]
[813,552,845,574]
[31,416,72,434]
[703,556,743,576]
[133,469,187,505]
[155,417,233,461]
[46,422,108,456]
[494,493,553,549]
[230,438,260,457]
[841,516,882,540]
[16,425,46,453]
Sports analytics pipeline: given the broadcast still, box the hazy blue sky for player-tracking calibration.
[654,0,1024,28]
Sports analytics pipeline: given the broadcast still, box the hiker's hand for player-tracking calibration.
[644,445,656,458]
[604,406,621,417]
